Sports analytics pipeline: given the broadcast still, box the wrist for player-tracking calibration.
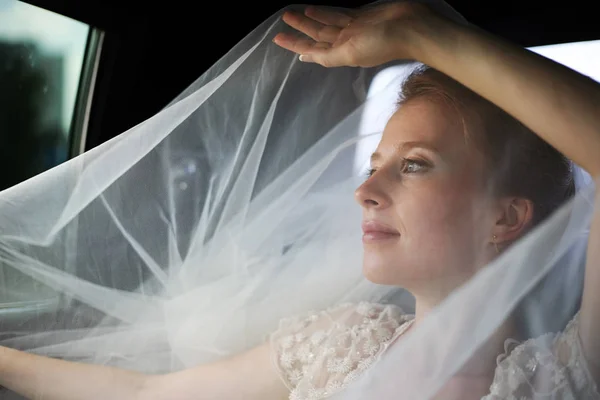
[397,3,464,67]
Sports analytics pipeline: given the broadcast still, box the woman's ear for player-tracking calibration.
[491,197,534,245]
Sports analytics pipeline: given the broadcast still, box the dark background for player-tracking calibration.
[20,0,600,152]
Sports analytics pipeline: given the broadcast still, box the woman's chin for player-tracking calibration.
[362,260,396,285]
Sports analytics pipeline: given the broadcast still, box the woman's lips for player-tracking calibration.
[361,221,401,243]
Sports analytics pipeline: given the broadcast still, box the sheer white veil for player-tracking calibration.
[0,1,596,398]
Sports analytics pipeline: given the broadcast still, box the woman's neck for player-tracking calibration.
[413,297,438,324]
[412,295,518,378]
[413,289,456,323]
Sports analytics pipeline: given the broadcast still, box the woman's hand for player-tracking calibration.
[273,2,436,68]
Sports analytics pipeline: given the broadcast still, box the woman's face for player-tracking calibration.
[355,98,495,297]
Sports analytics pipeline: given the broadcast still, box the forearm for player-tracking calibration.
[0,345,147,400]
[405,8,600,177]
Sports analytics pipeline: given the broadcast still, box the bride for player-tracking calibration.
[1,1,599,399]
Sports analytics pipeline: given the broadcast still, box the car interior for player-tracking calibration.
[0,0,598,397]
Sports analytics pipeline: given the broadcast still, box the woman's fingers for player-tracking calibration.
[304,6,354,28]
[282,11,341,43]
[298,43,356,68]
[272,31,351,68]
[275,2,416,68]
[273,33,331,55]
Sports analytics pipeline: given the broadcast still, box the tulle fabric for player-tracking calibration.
[0,1,597,399]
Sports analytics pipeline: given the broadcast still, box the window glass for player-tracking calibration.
[0,0,89,190]
[0,0,91,313]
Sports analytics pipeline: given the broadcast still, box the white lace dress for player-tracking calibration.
[270,302,599,400]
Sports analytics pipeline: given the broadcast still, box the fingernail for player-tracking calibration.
[299,54,312,62]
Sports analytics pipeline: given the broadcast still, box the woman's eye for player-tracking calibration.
[401,159,429,174]
[366,159,429,178]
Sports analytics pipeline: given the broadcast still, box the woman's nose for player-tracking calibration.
[354,172,392,210]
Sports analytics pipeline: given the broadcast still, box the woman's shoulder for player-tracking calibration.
[270,302,413,400]
[485,311,600,399]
